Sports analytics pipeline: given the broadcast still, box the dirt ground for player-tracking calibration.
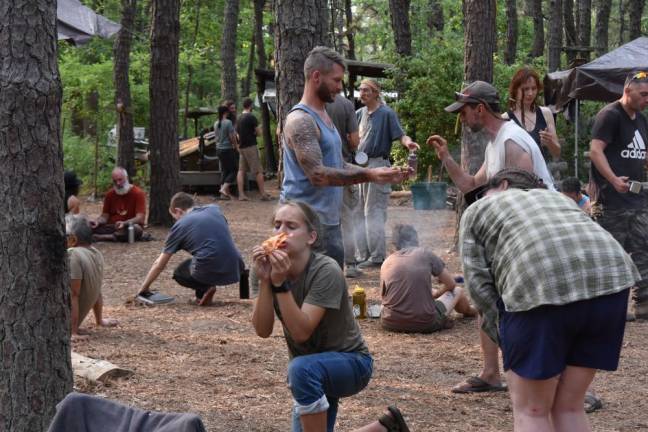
[73,180,648,431]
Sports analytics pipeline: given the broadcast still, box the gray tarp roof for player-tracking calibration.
[544,37,648,111]
[57,0,121,46]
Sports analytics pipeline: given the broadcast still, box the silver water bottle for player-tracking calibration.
[127,222,135,244]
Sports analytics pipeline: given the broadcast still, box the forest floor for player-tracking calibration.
[72,179,648,432]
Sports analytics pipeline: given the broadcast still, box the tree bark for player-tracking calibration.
[114,0,137,178]
[529,0,544,58]
[344,0,356,59]
[427,0,444,34]
[221,0,240,104]
[628,0,646,40]
[242,32,255,98]
[618,0,626,45]
[504,0,518,64]
[274,0,331,131]
[548,0,563,71]
[0,0,73,430]
[183,0,201,139]
[149,0,181,226]
[564,0,578,63]
[593,0,612,57]
[389,0,412,57]
[577,0,592,60]
[254,0,276,172]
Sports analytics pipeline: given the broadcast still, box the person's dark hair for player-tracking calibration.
[217,105,229,128]
[272,201,322,249]
[169,192,194,210]
[304,46,346,80]
[392,224,419,250]
[560,177,582,194]
[65,214,93,245]
[242,97,253,109]
[487,168,548,192]
[508,67,542,111]
[64,171,82,197]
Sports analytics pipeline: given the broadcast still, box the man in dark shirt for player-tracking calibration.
[236,97,272,201]
[137,192,242,305]
[589,71,648,319]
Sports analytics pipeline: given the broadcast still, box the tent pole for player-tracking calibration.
[574,100,579,178]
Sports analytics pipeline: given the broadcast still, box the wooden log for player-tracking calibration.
[71,352,133,383]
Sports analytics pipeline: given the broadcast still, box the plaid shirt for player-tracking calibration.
[459,189,639,343]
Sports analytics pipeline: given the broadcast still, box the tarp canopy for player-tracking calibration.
[57,0,121,46]
[544,37,648,111]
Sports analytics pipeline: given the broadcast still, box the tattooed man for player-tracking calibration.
[280,46,409,268]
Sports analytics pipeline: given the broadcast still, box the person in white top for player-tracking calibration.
[426,80,554,395]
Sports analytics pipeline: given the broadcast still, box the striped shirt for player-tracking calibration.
[459,188,639,342]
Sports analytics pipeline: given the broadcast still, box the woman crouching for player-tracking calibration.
[251,201,373,432]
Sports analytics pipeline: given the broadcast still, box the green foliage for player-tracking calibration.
[63,130,115,194]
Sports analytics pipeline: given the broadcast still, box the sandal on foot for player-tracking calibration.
[378,406,410,432]
[452,376,507,394]
[260,194,273,201]
[584,392,603,413]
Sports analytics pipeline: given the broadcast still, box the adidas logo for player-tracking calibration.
[621,130,646,159]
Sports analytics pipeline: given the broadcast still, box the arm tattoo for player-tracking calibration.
[284,110,371,186]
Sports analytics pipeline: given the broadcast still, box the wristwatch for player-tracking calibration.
[271,281,291,293]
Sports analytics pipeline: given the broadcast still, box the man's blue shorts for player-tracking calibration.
[499,288,629,380]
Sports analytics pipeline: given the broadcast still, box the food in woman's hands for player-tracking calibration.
[262,232,288,255]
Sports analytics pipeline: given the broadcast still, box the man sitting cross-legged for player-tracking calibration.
[138,192,243,305]
[66,215,118,339]
[380,224,476,334]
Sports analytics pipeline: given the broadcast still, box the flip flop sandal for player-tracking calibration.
[584,393,603,413]
[378,406,410,432]
[452,376,507,394]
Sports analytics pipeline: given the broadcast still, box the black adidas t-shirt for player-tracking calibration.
[591,101,648,209]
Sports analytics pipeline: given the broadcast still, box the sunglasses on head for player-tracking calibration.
[454,92,486,105]
[632,71,648,81]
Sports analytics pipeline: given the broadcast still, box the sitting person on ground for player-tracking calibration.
[66,215,118,339]
[561,176,592,215]
[251,201,374,432]
[460,168,638,432]
[380,224,476,333]
[236,97,273,201]
[64,171,82,214]
[90,167,147,242]
[138,192,242,306]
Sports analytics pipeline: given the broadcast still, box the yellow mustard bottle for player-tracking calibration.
[352,285,367,319]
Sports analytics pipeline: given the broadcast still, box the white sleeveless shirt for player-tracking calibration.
[484,121,555,190]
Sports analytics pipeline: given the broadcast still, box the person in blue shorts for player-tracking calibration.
[460,168,639,432]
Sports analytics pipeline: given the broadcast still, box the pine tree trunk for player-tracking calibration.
[530,0,545,58]
[344,0,356,59]
[548,0,563,71]
[389,0,412,57]
[242,32,255,98]
[564,0,578,63]
[628,0,646,40]
[593,0,612,57]
[504,0,518,64]
[114,0,137,178]
[0,1,73,430]
[254,0,267,68]
[618,0,627,44]
[427,0,444,34]
[254,0,276,172]
[149,0,181,226]
[221,0,240,104]
[274,0,331,130]
[182,0,201,139]
[577,0,592,60]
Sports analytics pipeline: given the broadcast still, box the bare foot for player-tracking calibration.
[197,287,217,306]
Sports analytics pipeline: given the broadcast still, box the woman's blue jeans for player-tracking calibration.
[287,351,373,432]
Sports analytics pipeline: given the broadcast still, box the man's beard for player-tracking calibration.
[114,181,132,195]
[316,83,335,103]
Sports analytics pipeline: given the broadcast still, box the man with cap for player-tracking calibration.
[355,78,419,270]
[426,80,554,394]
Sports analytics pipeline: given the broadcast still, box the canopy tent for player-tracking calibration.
[57,0,121,46]
[543,37,648,176]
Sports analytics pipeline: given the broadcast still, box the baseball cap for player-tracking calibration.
[444,81,501,114]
